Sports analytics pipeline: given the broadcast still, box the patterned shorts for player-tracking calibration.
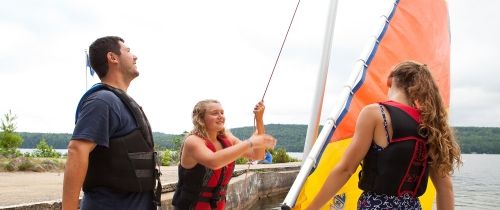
[357,191,422,210]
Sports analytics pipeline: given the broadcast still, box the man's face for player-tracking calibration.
[117,41,139,79]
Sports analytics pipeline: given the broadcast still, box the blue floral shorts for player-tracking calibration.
[357,191,422,210]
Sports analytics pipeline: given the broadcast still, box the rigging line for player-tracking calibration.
[261,0,302,101]
[242,0,302,191]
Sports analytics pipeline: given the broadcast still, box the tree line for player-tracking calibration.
[18,132,185,150]
[16,125,500,154]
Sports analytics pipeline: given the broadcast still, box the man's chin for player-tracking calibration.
[132,71,139,78]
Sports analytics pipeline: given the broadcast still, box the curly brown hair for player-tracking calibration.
[389,60,462,176]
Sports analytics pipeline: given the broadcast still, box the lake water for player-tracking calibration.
[19,148,67,155]
[453,154,500,210]
[249,153,500,210]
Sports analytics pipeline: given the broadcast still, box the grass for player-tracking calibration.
[0,157,65,172]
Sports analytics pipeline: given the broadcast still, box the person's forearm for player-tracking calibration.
[206,140,253,169]
[256,115,265,135]
[430,170,455,210]
[62,149,89,210]
[306,167,351,210]
[436,188,455,210]
[252,116,266,160]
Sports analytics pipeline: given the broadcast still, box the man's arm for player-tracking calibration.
[62,139,96,210]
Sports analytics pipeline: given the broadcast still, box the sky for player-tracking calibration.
[0,0,499,134]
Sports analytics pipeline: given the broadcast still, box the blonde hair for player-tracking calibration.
[190,99,226,139]
[389,60,462,176]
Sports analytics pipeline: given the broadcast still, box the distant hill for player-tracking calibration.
[19,132,185,150]
[18,125,500,154]
[231,125,500,154]
[229,124,322,152]
[454,127,500,154]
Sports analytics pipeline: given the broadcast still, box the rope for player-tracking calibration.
[240,0,302,201]
[261,0,302,101]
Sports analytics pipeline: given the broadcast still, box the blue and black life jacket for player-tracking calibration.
[75,83,162,205]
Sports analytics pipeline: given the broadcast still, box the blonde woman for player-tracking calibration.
[172,100,276,210]
[306,61,462,210]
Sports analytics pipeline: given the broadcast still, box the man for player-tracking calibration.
[62,36,161,210]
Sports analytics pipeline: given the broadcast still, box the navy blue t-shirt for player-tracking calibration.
[72,90,154,210]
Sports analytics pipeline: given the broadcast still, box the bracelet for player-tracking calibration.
[247,140,253,148]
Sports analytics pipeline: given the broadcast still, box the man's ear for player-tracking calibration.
[107,52,119,64]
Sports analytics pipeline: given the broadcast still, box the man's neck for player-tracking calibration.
[101,75,130,92]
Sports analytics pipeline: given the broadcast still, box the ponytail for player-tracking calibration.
[390,61,462,176]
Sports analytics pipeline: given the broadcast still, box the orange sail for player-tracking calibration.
[284,0,450,209]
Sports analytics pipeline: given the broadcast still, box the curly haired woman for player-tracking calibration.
[306,61,462,210]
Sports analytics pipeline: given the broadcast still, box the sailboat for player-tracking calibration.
[282,0,451,209]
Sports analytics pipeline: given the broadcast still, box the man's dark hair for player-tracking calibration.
[89,36,124,78]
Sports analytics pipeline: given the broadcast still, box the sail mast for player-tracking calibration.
[282,0,340,208]
[301,0,339,164]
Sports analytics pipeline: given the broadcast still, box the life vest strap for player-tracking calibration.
[135,169,153,178]
[153,152,162,206]
[128,151,154,160]
[198,195,226,209]
[201,185,227,193]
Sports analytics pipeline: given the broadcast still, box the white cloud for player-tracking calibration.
[450,87,500,127]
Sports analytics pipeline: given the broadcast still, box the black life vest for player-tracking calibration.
[75,83,162,205]
[358,101,429,197]
[172,135,235,210]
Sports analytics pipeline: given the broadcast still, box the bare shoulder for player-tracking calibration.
[360,103,382,117]
[355,103,385,128]
[183,135,204,149]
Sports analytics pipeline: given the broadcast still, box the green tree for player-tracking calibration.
[33,139,61,158]
[270,147,297,163]
[161,149,172,166]
[169,136,183,164]
[1,110,17,133]
[172,136,183,151]
[0,110,23,157]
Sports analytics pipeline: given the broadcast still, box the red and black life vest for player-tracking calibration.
[358,101,429,197]
[172,135,236,210]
